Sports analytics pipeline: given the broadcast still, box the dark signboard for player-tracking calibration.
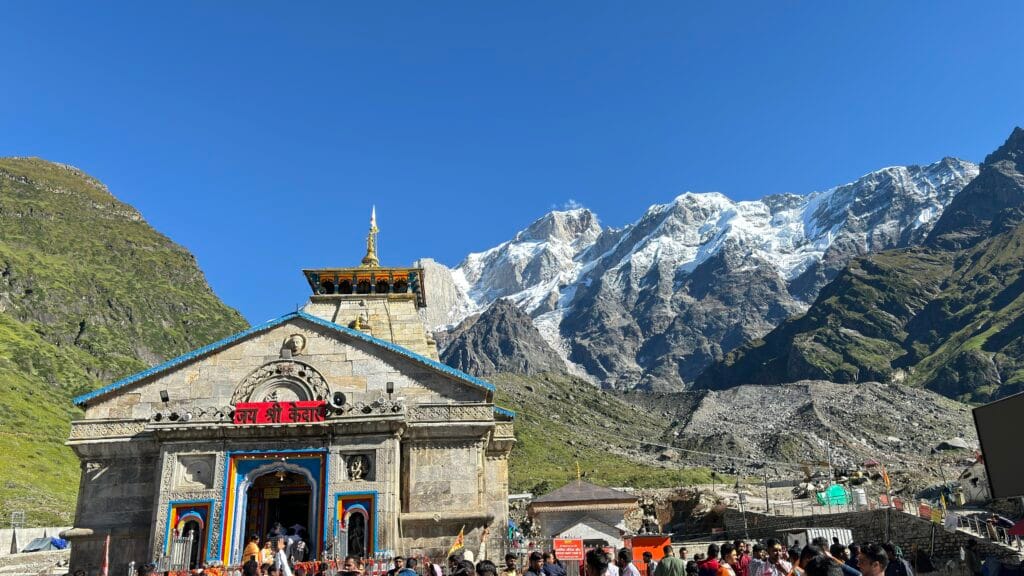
[972,391,1024,499]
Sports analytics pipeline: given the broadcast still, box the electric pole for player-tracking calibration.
[764,470,770,514]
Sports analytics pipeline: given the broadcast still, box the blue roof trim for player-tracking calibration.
[73,310,496,406]
[494,406,516,419]
[73,312,303,406]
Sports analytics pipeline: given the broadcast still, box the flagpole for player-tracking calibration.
[101,533,110,576]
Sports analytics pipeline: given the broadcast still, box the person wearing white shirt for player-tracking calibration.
[274,537,294,576]
[617,549,640,576]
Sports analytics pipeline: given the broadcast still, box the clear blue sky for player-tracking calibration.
[2,2,1022,323]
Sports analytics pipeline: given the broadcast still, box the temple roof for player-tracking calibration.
[72,310,514,414]
[531,481,636,505]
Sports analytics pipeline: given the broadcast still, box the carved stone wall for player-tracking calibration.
[70,313,511,568]
[150,444,227,564]
[68,419,148,441]
[175,454,216,489]
[230,359,330,404]
[408,404,492,422]
[326,435,401,554]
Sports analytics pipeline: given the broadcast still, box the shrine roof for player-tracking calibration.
[72,310,497,406]
[531,481,636,505]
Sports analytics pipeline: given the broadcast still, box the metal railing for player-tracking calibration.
[955,515,1023,550]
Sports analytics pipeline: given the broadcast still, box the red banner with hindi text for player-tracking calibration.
[232,401,327,425]
[554,539,584,561]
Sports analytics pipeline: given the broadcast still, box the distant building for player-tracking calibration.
[65,210,514,573]
[528,481,637,548]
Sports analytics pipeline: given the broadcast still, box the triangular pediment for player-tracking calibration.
[532,481,636,505]
[74,312,496,417]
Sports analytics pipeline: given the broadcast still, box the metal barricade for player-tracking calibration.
[167,532,195,572]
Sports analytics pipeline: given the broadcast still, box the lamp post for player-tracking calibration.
[763,470,771,514]
[737,480,750,540]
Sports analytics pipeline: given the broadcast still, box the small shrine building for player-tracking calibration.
[528,481,637,549]
[64,209,514,573]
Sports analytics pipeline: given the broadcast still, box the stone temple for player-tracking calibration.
[64,209,514,573]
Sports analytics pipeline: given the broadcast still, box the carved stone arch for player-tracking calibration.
[230,359,331,404]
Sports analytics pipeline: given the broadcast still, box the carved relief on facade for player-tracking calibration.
[230,359,331,404]
[152,448,227,561]
[408,404,492,422]
[281,334,307,357]
[339,452,374,481]
[175,454,216,489]
[69,419,147,440]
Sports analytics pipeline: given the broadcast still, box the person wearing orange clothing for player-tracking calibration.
[243,535,261,565]
[717,544,738,576]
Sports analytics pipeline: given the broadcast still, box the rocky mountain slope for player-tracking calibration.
[697,128,1024,402]
[665,381,976,475]
[494,372,974,495]
[440,299,567,376]
[428,158,978,389]
[491,372,716,494]
[0,158,247,525]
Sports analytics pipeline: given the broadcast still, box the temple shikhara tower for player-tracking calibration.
[65,209,514,572]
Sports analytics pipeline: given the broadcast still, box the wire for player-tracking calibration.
[509,404,827,472]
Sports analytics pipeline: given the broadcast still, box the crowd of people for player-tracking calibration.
[570,539,916,576]
[305,538,920,576]
[238,524,314,576]
[152,532,1005,576]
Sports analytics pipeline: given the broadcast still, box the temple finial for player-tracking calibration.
[361,205,380,267]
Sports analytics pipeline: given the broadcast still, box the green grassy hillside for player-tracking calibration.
[490,373,716,495]
[697,129,1024,402]
[698,226,1024,402]
[0,158,248,525]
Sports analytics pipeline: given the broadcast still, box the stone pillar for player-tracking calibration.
[327,432,402,556]
[149,445,225,567]
[66,432,160,575]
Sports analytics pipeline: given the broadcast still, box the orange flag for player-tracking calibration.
[447,525,465,556]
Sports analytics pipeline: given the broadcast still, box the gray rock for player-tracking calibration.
[440,299,567,376]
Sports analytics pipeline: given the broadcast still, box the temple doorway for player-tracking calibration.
[346,510,368,558]
[180,518,205,568]
[336,493,376,559]
[245,470,313,542]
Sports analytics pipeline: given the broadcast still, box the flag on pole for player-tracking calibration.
[447,526,465,556]
[100,533,110,576]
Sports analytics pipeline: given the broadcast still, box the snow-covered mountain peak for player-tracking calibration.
[425,156,980,390]
[453,207,604,312]
[513,207,602,248]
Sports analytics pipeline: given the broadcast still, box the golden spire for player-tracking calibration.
[361,205,380,267]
